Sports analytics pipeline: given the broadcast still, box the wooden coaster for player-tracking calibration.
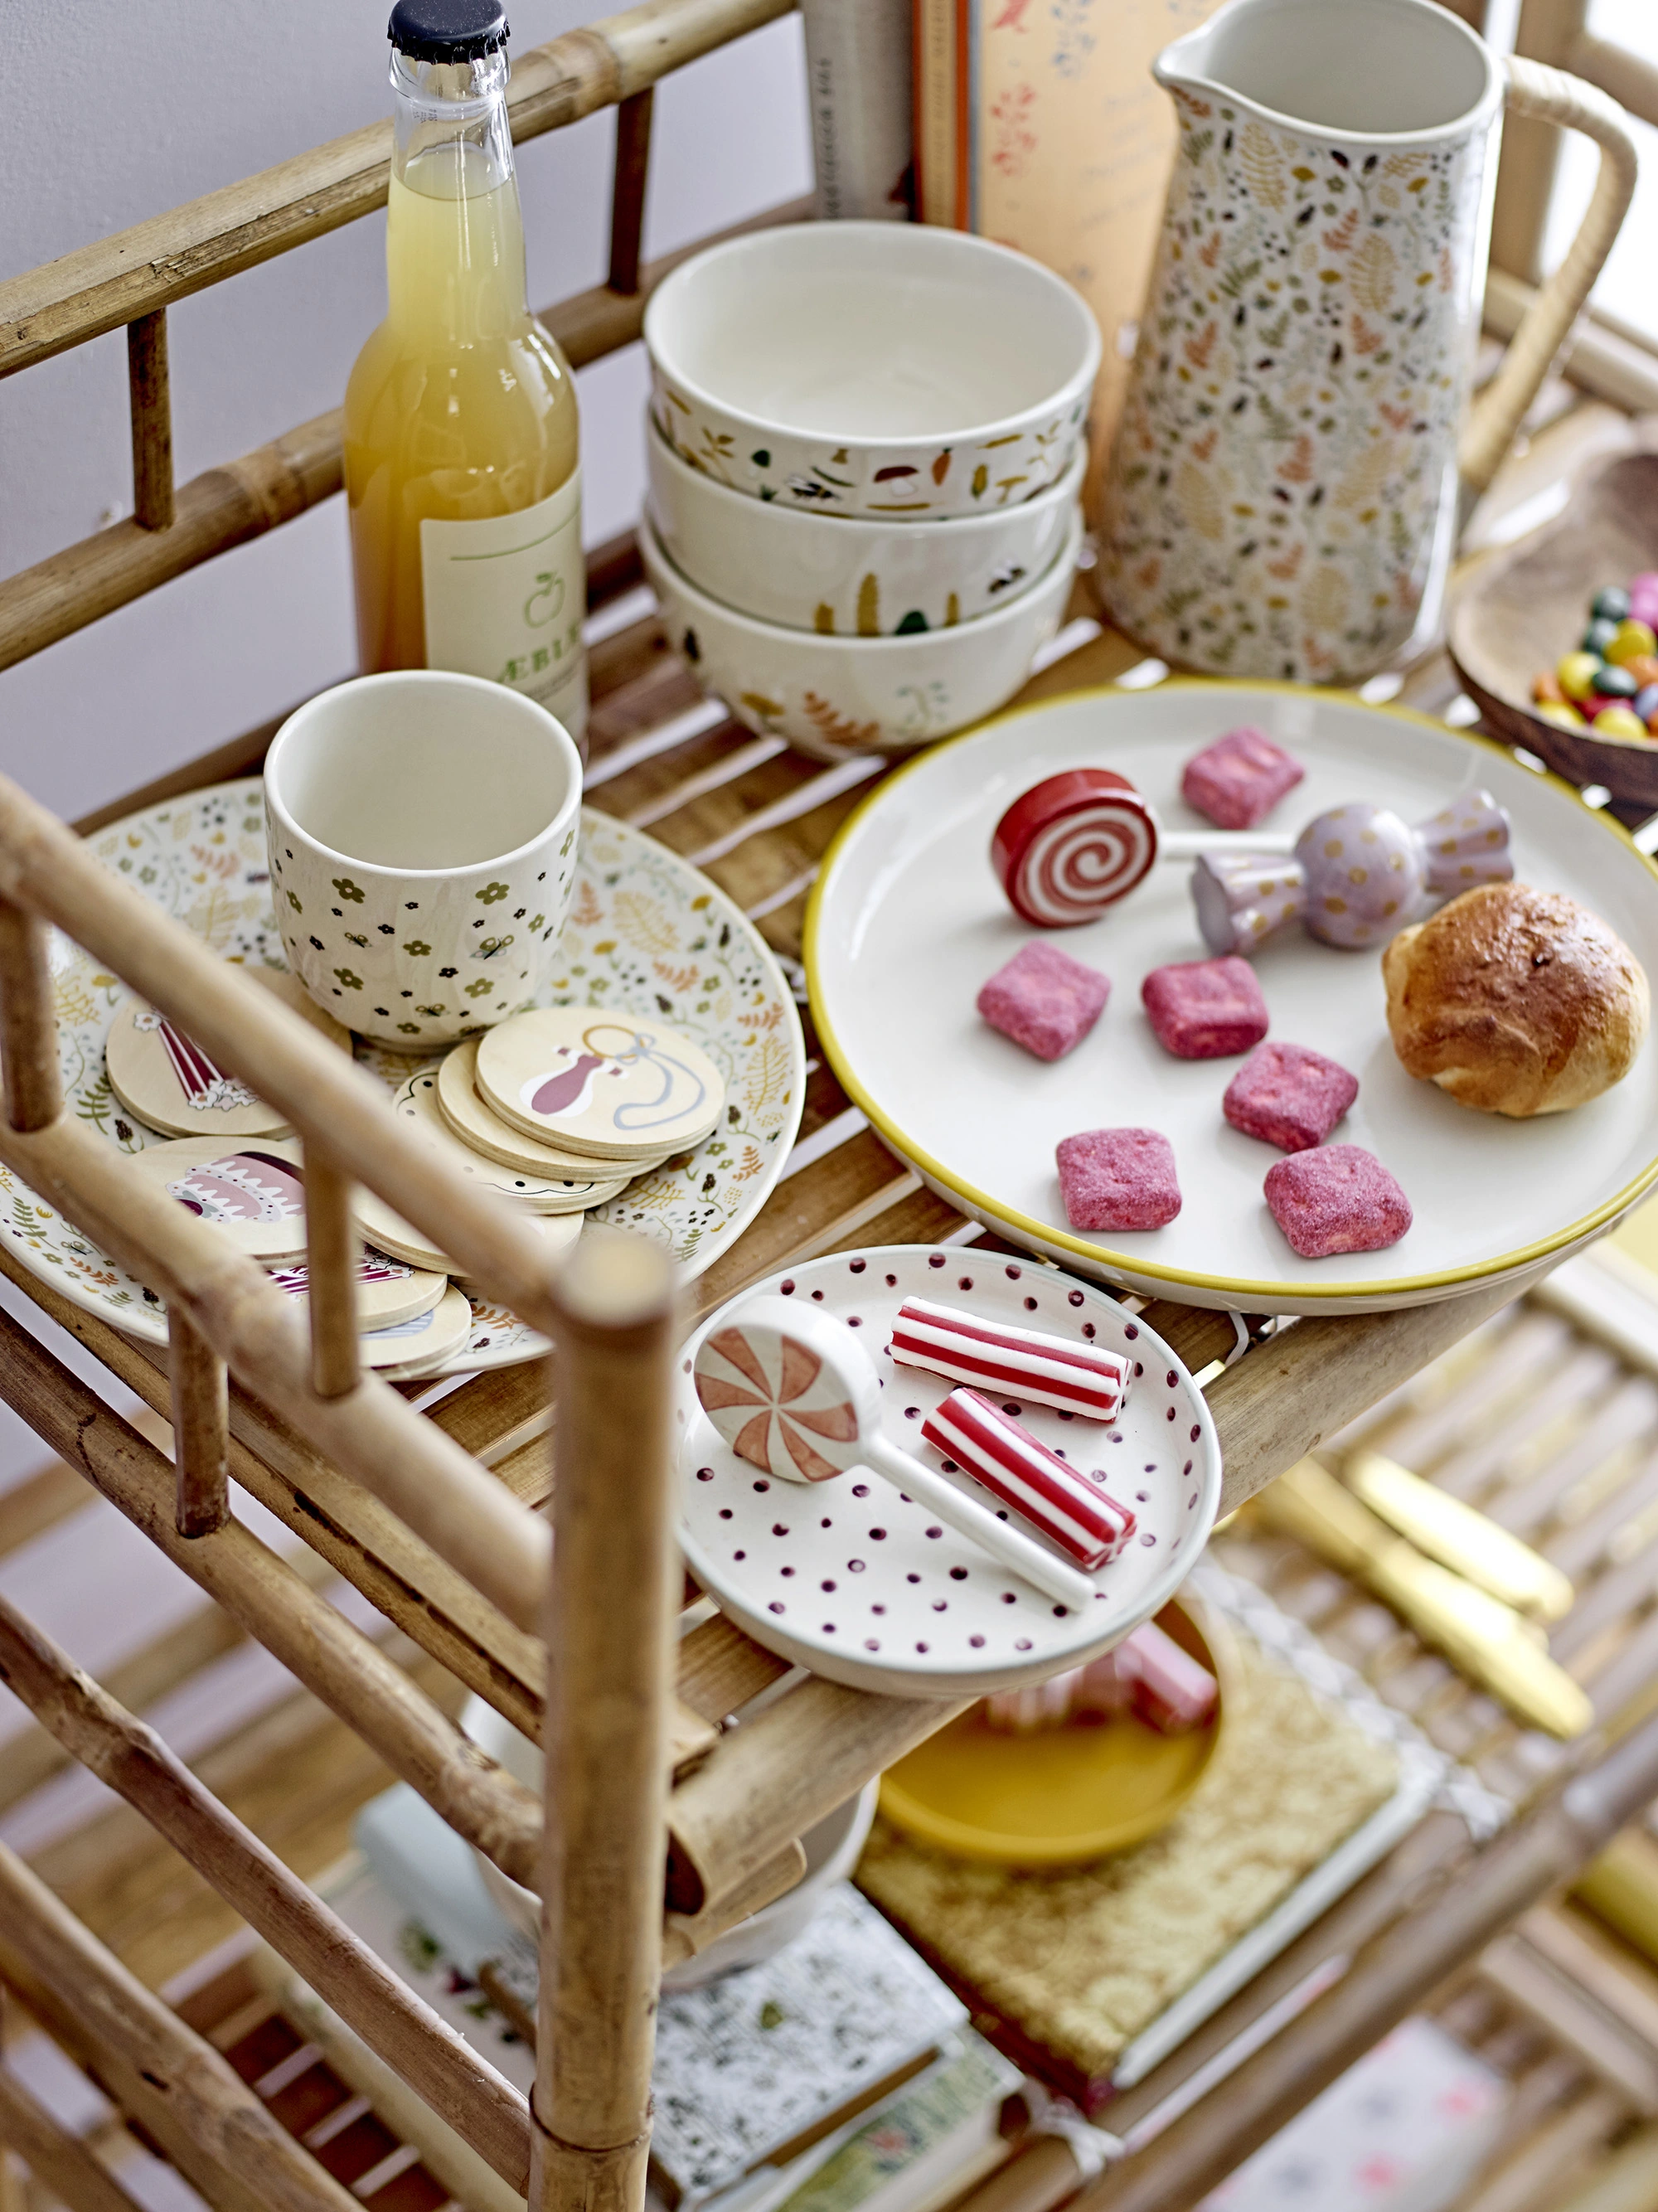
[451,1209,584,1291]
[475,1007,725,1161]
[347,1191,452,1274]
[392,1065,618,1215]
[360,1284,475,1372]
[124,1137,309,1260]
[105,969,350,1140]
[436,1040,657,1183]
[264,1248,447,1330]
[354,1177,589,1274]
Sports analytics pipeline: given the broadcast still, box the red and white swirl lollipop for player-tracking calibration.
[991,770,1163,926]
[692,1296,1094,1609]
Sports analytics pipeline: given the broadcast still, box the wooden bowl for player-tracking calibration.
[875,1597,1233,1867]
[1451,450,1658,815]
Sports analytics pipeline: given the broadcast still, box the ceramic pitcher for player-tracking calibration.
[1098,0,1636,686]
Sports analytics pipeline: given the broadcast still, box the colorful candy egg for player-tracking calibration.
[1559,652,1602,701]
[1607,619,1658,667]
[1593,705,1649,740]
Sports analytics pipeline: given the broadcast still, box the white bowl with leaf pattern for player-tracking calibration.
[15,783,803,1375]
[644,222,1099,521]
[647,423,1084,637]
[640,507,1082,762]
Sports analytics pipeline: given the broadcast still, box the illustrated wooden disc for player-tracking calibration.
[264,1247,447,1329]
[435,1040,658,1182]
[475,1007,725,1161]
[124,1136,308,1259]
[360,1285,475,1372]
[451,1209,584,1290]
[392,1065,618,1215]
[105,969,351,1141]
[354,1178,588,1274]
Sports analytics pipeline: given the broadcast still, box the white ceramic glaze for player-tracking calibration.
[641,507,1081,762]
[463,1691,880,1988]
[644,222,1100,521]
[647,424,1084,637]
[1099,0,1515,683]
[805,682,1658,1316]
[25,783,803,1374]
[264,671,583,1048]
[676,1246,1222,1700]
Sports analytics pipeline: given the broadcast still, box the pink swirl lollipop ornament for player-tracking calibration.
[692,1296,1096,1610]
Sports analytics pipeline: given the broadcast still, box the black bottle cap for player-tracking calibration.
[388,0,509,63]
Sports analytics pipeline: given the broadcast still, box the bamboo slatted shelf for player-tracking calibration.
[7,3,1658,2210]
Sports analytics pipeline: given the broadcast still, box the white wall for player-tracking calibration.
[0,0,812,824]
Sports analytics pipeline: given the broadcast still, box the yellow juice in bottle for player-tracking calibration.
[344,14,586,742]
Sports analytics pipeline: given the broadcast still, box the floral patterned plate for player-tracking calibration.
[19,782,804,1375]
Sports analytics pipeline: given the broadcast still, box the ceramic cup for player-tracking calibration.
[647,422,1085,637]
[645,221,1100,521]
[264,671,582,1050]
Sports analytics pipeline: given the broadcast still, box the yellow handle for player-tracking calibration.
[1345,1450,1573,1623]
[1460,55,1640,498]
[1370,1544,1592,1739]
[1257,1459,1592,1739]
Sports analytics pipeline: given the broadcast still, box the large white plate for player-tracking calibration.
[806,682,1658,1315]
[676,1245,1221,1700]
[16,781,804,1374]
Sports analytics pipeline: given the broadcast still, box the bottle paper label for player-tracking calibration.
[420,469,588,740]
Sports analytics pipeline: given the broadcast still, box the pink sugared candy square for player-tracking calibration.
[977,941,1110,1062]
[1224,1041,1358,1152]
[1181,726,1305,830]
[1142,956,1268,1060]
[1056,1127,1180,1232]
[1264,1144,1411,1259]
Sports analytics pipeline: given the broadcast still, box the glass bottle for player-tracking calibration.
[343,0,587,746]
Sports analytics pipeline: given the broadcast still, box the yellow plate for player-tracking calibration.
[878,1601,1228,1866]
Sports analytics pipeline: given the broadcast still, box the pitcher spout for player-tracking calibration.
[1151,0,1500,145]
[1150,6,1230,105]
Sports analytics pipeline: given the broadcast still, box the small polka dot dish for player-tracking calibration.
[676,1245,1222,1699]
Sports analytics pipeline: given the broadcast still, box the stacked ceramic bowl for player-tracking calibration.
[640,221,1098,763]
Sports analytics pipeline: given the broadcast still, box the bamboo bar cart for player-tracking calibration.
[7,2,1658,2210]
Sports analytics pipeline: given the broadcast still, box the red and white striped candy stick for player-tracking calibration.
[890,1298,1129,1418]
[923,1389,1136,1571]
[693,1297,1095,1609]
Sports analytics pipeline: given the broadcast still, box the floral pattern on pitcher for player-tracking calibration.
[1099,91,1489,685]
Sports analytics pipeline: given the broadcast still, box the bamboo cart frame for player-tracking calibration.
[6,3,1658,2210]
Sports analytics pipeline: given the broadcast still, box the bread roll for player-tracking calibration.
[1382,882,1648,1117]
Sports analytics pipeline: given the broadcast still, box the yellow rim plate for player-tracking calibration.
[805,679,1658,1312]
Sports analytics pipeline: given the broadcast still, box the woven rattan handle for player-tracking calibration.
[1460,56,1640,498]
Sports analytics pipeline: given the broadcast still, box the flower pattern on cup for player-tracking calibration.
[1098,92,1487,685]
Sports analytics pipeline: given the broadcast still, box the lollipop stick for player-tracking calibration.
[862,1433,1096,1611]
[1160,829,1296,860]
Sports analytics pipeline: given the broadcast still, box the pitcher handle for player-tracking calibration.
[1459,56,1639,499]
